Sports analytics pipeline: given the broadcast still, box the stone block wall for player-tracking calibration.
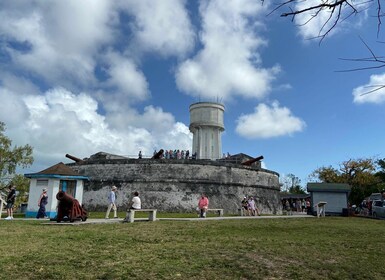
[69,159,281,215]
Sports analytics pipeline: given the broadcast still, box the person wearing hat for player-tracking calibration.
[36,188,48,219]
[105,185,118,219]
[5,185,16,220]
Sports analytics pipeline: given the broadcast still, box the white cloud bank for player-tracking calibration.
[0,87,192,171]
[235,101,306,139]
[176,0,280,101]
[0,0,304,171]
[352,73,385,104]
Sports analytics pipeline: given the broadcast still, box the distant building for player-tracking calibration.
[24,162,88,218]
[307,183,351,215]
[189,102,225,160]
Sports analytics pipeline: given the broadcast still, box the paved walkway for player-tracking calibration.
[2,212,313,225]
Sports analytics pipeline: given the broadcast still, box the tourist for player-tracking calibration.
[306,199,311,212]
[128,191,141,210]
[301,199,306,213]
[241,196,248,216]
[285,200,292,215]
[138,151,142,159]
[296,199,301,212]
[248,196,256,216]
[185,150,189,159]
[123,191,141,222]
[105,185,118,219]
[5,185,16,220]
[198,193,209,218]
[36,188,48,219]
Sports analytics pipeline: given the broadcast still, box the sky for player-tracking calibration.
[1,0,384,188]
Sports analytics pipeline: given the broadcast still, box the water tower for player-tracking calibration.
[189,102,225,160]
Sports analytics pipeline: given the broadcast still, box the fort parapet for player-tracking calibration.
[68,154,281,214]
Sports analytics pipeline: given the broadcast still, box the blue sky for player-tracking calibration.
[0,0,384,187]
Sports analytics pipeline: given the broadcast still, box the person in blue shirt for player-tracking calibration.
[105,185,118,219]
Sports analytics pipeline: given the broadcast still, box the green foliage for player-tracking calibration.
[310,158,383,205]
[376,158,385,188]
[288,185,306,194]
[11,174,30,206]
[0,121,33,208]
[0,121,34,179]
[281,173,303,193]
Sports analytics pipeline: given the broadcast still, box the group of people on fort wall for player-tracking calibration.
[138,149,197,160]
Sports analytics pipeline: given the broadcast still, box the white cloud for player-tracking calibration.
[101,51,150,103]
[0,88,29,127]
[120,0,195,57]
[176,0,279,101]
[235,101,306,139]
[0,86,192,169]
[0,1,114,88]
[292,0,369,40]
[352,73,385,104]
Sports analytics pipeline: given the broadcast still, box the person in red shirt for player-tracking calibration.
[198,193,209,218]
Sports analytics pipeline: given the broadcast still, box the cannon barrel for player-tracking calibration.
[241,155,264,166]
[65,154,83,163]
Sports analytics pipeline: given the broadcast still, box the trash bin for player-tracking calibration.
[342,208,348,217]
[20,203,28,213]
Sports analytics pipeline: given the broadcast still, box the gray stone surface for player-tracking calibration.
[69,158,281,214]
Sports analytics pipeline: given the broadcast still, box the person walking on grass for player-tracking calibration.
[5,185,16,220]
[36,188,48,219]
[198,193,209,218]
[105,185,118,219]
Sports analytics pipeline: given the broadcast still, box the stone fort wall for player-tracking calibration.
[69,159,281,215]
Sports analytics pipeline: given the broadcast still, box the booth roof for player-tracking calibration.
[25,162,87,179]
[307,183,351,193]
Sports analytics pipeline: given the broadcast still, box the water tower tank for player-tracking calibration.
[189,102,225,160]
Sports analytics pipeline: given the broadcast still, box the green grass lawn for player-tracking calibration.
[0,216,384,279]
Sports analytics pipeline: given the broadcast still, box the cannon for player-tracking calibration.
[151,149,164,159]
[65,154,84,163]
[56,191,87,222]
[241,155,264,166]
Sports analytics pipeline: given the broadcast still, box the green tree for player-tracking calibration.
[281,173,305,193]
[11,174,31,206]
[289,185,306,194]
[375,158,385,191]
[0,121,34,200]
[310,158,382,205]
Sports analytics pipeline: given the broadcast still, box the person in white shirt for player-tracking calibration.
[123,191,141,222]
[130,191,141,210]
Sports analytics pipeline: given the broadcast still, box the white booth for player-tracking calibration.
[24,162,88,218]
